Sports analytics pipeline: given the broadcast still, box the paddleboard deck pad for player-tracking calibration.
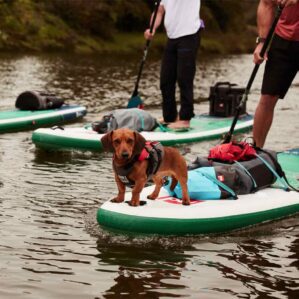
[0,105,86,133]
[32,113,253,151]
[97,149,299,235]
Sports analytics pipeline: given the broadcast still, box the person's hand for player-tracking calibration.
[277,0,298,7]
[253,43,268,64]
[144,28,155,40]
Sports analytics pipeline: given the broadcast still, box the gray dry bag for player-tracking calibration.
[92,108,157,133]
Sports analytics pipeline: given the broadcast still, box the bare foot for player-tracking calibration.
[158,118,168,125]
[168,120,190,129]
[158,116,179,125]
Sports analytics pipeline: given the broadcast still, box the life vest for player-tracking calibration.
[208,141,257,162]
[114,141,164,187]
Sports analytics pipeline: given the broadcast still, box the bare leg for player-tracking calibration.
[253,94,279,148]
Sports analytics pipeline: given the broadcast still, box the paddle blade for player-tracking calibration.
[127,95,143,109]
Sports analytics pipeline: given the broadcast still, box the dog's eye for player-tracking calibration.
[127,138,134,144]
[113,139,121,145]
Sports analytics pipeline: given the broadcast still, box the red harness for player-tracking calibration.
[138,141,160,161]
[114,141,164,187]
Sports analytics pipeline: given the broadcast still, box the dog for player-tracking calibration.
[101,128,190,206]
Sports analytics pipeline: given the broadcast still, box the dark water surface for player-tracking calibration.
[0,53,298,299]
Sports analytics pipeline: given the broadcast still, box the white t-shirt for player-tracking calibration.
[161,0,201,39]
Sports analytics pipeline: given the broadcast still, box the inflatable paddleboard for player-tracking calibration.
[32,113,253,151]
[0,105,86,133]
[97,149,299,235]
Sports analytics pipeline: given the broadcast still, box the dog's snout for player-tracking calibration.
[121,151,129,159]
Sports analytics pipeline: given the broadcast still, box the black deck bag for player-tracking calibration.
[188,149,278,196]
[209,82,246,117]
[92,108,157,133]
[15,91,64,110]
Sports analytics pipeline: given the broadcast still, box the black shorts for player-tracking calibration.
[262,34,299,99]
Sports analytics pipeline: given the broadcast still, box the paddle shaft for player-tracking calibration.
[132,0,161,97]
[223,6,283,144]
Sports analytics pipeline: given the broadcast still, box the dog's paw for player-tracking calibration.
[147,193,157,200]
[111,197,124,203]
[182,199,190,206]
[128,200,139,207]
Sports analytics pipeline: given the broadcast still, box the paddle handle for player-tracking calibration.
[223,5,283,144]
[132,0,161,97]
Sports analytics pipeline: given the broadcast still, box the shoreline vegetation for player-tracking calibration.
[0,0,258,56]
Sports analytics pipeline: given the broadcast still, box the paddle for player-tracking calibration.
[222,5,283,144]
[127,0,162,109]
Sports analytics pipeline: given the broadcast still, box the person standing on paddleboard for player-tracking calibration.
[253,0,299,147]
[144,0,202,130]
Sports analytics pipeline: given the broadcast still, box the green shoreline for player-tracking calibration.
[0,1,257,56]
[80,31,257,56]
[0,31,257,56]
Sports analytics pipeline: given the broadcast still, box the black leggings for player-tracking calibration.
[160,30,201,122]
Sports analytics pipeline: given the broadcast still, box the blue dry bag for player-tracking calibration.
[164,167,236,200]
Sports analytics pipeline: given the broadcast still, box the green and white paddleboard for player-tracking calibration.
[0,105,87,134]
[32,113,253,151]
[97,149,299,235]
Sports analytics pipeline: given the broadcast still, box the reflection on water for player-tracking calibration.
[0,53,298,299]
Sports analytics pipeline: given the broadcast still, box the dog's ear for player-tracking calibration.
[133,131,146,155]
[101,131,114,152]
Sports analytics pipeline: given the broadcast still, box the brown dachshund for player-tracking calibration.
[101,128,190,206]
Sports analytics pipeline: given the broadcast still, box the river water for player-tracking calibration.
[0,52,298,299]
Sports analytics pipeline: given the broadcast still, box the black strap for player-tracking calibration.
[255,147,299,192]
[52,125,64,130]
[234,160,258,192]
[150,142,163,174]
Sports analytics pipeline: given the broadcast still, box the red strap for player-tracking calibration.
[138,148,149,161]
[138,141,151,161]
